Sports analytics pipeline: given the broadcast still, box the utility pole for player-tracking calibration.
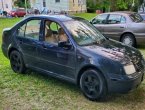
[1,0,4,11]
[25,0,27,15]
[144,0,145,12]
[80,0,84,12]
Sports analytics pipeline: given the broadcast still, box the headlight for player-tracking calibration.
[124,64,136,75]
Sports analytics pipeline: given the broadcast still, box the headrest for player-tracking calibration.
[58,28,65,34]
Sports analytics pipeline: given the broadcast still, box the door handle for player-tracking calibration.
[57,53,67,59]
[120,26,125,28]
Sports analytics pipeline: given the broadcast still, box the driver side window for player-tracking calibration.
[92,14,108,24]
[44,20,68,45]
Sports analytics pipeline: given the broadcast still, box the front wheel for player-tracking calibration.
[10,51,26,74]
[80,69,107,101]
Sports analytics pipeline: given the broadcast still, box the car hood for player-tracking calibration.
[83,39,142,65]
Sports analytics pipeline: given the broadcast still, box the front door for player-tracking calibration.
[37,20,76,79]
[91,14,109,33]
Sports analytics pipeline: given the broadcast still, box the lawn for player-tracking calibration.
[0,14,145,110]
[74,13,97,20]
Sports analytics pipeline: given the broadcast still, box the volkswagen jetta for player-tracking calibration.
[2,15,145,101]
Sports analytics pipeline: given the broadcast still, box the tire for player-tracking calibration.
[80,69,107,101]
[10,51,26,74]
[121,33,136,47]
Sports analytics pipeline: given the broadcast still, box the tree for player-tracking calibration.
[14,0,30,8]
[87,0,141,12]
[14,0,25,8]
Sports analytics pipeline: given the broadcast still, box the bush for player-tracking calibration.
[87,8,96,13]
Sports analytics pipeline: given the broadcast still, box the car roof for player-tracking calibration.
[140,13,145,15]
[25,14,84,22]
[102,11,136,16]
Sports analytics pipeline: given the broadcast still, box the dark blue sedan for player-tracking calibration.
[1,15,145,101]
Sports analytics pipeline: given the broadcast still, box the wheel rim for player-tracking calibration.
[123,36,133,46]
[82,74,101,98]
[11,54,21,72]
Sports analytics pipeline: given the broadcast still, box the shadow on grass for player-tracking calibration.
[24,69,145,103]
[105,87,145,102]
[138,44,145,49]
[1,66,145,103]
[25,69,80,93]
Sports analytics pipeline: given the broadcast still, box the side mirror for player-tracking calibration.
[90,21,93,24]
[90,18,97,24]
[58,41,72,50]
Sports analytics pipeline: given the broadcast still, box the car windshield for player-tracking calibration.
[63,19,106,46]
[129,13,143,22]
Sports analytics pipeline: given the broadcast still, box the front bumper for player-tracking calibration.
[107,71,144,93]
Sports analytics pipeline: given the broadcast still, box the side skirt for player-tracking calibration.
[26,64,77,85]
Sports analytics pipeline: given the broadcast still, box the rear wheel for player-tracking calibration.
[121,33,136,47]
[10,51,26,74]
[80,69,107,101]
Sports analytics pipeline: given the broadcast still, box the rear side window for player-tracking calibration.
[25,20,41,40]
[92,14,108,24]
[17,24,26,37]
[17,20,41,40]
[129,13,143,22]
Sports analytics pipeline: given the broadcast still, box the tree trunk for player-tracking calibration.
[93,0,96,4]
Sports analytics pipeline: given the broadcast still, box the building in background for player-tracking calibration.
[29,0,86,14]
[0,0,13,12]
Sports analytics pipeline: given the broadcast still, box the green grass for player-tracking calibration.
[0,14,145,110]
[74,13,97,20]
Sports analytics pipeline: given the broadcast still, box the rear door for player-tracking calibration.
[91,14,108,33]
[16,19,42,67]
[103,14,127,40]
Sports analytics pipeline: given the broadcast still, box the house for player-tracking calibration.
[29,0,87,14]
[138,5,145,13]
[0,0,13,12]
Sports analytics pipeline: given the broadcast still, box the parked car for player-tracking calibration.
[9,8,26,17]
[140,13,145,21]
[90,11,145,47]
[0,10,8,16]
[2,15,145,101]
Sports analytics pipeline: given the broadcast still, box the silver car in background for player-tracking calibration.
[90,11,145,47]
[140,13,145,21]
